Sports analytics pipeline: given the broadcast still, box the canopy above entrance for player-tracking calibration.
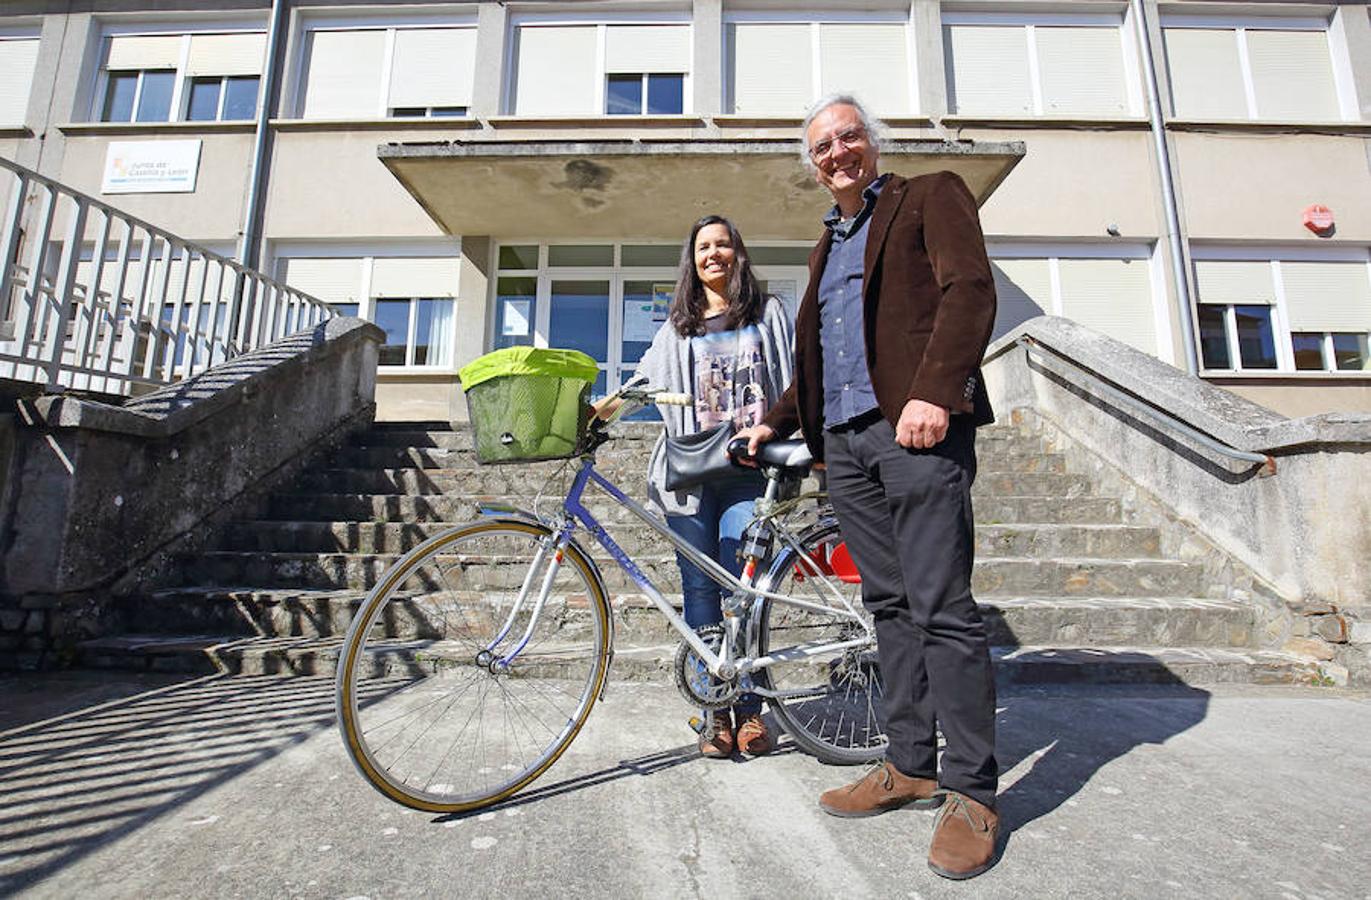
[378,138,1025,241]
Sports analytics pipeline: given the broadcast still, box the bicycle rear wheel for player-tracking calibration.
[753,521,886,765]
[335,519,611,813]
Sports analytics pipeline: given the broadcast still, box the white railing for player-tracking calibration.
[0,155,332,396]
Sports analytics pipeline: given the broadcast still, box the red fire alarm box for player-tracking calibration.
[1303,204,1335,235]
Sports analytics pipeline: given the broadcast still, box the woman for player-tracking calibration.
[624,215,795,758]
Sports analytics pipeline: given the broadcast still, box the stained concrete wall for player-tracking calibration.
[984,316,1371,615]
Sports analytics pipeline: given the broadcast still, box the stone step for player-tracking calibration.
[266,492,1124,525]
[217,520,1163,559]
[127,588,1256,650]
[74,634,1321,687]
[181,550,1202,598]
[294,467,1093,499]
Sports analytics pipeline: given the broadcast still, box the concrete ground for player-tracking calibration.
[1,671,1369,900]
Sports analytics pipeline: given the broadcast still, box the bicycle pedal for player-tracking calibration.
[687,715,706,735]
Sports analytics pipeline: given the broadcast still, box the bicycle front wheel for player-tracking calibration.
[753,521,887,765]
[335,519,612,813]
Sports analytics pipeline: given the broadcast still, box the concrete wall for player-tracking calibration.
[984,316,1371,617]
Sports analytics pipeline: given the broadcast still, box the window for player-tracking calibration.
[0,35,41,127]
[1192,256,1371,372]
[276,254,458,367]
[990,248,1164,358]
[299,25,475,119]
[943,15,1138,118]
[728,19,913,116]
[97,31,265,123]
[512,23,690,116]
[1163,20,1348,121]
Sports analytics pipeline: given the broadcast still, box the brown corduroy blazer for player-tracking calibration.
[762,170,998,462]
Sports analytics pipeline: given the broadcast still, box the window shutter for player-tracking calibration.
[944,25,1032,116]
[278,257,364,305]
[819,23,910,114]
[186,33,266,77]
[301,29,386,119]
[106,35,182,70]
[605,25,689,74]
[1193,260,1276,305]
[1162,28,1247,119]
[1036,26,1128,116]
[0,39,39,126]
[991,259,1052,308]
[1057,258,1157,355]
[389,28,476,109]
[730,23,812,115]
[370,257,460,298]
[1246,29,1340,121]
[513,25,598,115]
[1281,262,1371,331]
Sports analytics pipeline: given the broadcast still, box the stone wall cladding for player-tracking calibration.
[0,317,383,669]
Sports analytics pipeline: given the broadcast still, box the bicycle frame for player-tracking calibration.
[482,453,871,686]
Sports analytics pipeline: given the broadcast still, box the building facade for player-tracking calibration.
[2,0,1369,419]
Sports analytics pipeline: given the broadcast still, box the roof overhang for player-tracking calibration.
[379,138,1026,241]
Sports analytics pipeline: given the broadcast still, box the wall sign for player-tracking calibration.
[101,140,202,194]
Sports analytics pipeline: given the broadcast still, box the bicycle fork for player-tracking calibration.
[479,524,574,670]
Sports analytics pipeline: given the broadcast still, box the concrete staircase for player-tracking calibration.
[78,414,1323,686]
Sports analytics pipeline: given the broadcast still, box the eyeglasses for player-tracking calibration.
[808,127,868,161]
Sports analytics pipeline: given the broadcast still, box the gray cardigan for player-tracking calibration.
[634,297,796,516]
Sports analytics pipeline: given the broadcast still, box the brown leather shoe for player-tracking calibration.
[735,712,773,756]
[927,791,1000,880]
[818,761,942,818]
[697,710,734,758]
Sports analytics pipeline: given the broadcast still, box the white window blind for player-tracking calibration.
[819,24,910,114]
[945,25,1032,116]
[731,23,812,115]
[1057,259,1157,355]
[370,257,460,298]
[389,28,476,109]
[186,33,266,77]
[991,259,1052,308]
[1193,260,1276,305]
[605,24,689,74]
[301,29,386,119]
[106,35,181,70]
[0,39,39,126]
[1246,30,1340,121]
[1281,262,1371,331]
[514,25,597,115]
[278,257,363,305]
[1036,26,1128,116]
[1162,28,1246,119]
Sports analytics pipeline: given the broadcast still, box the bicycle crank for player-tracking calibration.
[672,625,740,710]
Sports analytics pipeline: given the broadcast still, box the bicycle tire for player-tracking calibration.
[335,518,612,813]
[752,520,887,765]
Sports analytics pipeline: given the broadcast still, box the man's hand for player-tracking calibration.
[896,399,949,449]
[734,423,777,461]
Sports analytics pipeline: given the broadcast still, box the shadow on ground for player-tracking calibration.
[0,673,340,895]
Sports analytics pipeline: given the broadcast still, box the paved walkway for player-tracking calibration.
[2,671,1369,899]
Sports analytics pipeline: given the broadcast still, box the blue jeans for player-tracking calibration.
[666,472,766,716]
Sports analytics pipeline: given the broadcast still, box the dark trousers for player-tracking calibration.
[823,415,998,808]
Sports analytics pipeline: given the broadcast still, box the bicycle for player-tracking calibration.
[335,385,884,813]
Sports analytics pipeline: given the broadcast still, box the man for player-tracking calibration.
[736,94,1000,880]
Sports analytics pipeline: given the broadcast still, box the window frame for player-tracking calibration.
[90,24,268,124]
[1191,247,1371,375]
[505,14,694,118]
[1159,14,1358,122]
[941,10,1145,119]
[722,10,919,117]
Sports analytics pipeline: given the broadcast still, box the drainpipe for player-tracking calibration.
[237,0,288,272]
[1130,0,1199,375]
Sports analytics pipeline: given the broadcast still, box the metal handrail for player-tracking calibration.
[0,154,332,396]
[1017,334,1277,476]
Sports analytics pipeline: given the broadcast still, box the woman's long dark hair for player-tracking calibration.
[668,215,765,337]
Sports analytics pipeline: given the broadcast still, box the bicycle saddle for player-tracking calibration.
[727,437,813,473]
